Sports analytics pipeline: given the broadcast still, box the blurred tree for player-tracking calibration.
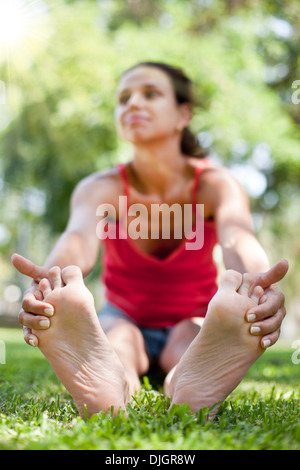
[0,0,299,320]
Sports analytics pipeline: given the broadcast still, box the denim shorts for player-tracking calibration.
[98,301,172,364]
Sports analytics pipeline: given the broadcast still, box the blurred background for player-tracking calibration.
[0,0,299,338]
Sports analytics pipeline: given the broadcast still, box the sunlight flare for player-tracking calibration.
[0,0,51,65]
[0,1,31,47]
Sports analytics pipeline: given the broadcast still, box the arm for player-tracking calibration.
[12,172,116,346]
[210,169,269,274]
[14,174,103,276]
[42,174,103,274]
[205,167,288,347]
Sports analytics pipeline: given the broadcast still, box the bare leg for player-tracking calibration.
[100,317,150,396]
[169,270,265,416]
[158,319,203,395]
[159,319,203,373]
[34,266,131,419]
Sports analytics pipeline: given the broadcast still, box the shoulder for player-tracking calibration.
[188,158,234,182]
[70,166,124,208]
[191,159,246,196]
[191,159,249,216]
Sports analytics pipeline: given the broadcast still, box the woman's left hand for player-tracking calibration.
[246,259,289,348]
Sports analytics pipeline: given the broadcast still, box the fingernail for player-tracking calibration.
[29,339,36,347]
[263,339,271,348]
[247,313,256,322]
[40,319,50,328]
[250,326,261,334]
[44,307,54,316]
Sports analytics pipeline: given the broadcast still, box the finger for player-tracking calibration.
[249,308,285,337]
[23,327,39,347]
[250,259,289,292]
[247,289,285,322]
[22,291,54,317]
[261,329,281,349]
[11,253,48,282]
[19,309,51,330]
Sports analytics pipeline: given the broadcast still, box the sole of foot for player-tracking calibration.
[34,265,130,419]
[169,270,265,417]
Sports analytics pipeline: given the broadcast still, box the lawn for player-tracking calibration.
[0,327,299,451]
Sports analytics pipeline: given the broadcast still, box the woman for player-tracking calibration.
[12,62,288,418]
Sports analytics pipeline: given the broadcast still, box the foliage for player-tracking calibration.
[0,0,299,229]
[0,0,299,319]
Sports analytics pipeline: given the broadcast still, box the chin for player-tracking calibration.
[124,133,153,145]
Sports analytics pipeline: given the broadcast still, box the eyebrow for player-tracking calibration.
[116,82,165,96]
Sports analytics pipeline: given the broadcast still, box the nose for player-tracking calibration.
[127,91,143,108]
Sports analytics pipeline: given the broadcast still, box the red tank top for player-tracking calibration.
[101,161,218,328]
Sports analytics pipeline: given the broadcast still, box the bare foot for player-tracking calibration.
[34,266,129,419]
[169,270,265,416]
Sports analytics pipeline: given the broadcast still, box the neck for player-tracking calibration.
[130,139,189,197]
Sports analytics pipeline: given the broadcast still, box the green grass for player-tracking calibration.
[0,327,299,450]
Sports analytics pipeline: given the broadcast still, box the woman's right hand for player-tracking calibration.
[19,282,54,347]
[12,253,55,347]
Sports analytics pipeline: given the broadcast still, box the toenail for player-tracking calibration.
[247,313,256,322]
[250,326,261,334]
[29,339,36,347]
[263,339,271,348]
[40,319,50,328]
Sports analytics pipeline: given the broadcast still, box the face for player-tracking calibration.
[115,66,191,146]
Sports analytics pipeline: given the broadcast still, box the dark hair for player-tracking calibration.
[121,62,206,159]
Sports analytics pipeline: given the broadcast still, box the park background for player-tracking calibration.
[0,0,299,339]
[0,0,299,451]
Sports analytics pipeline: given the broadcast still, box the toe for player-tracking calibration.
[237,273,254,296]
[219,270,243,292]
[250,285,264,305]
[61,265,83,285]
[39,278,52,298]
[48,266,63,289]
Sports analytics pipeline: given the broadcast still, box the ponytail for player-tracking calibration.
[181,127,207,158]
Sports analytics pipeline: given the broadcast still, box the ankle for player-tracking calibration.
[123,367,141,400]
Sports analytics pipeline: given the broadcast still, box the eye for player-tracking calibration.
[118,93,130,105]
[145,90,159,99]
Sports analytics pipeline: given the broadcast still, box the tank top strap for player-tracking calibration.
[192,165,203,214]
[117,163,130,216]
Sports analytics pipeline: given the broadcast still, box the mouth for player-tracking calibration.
[126,115,149,125]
